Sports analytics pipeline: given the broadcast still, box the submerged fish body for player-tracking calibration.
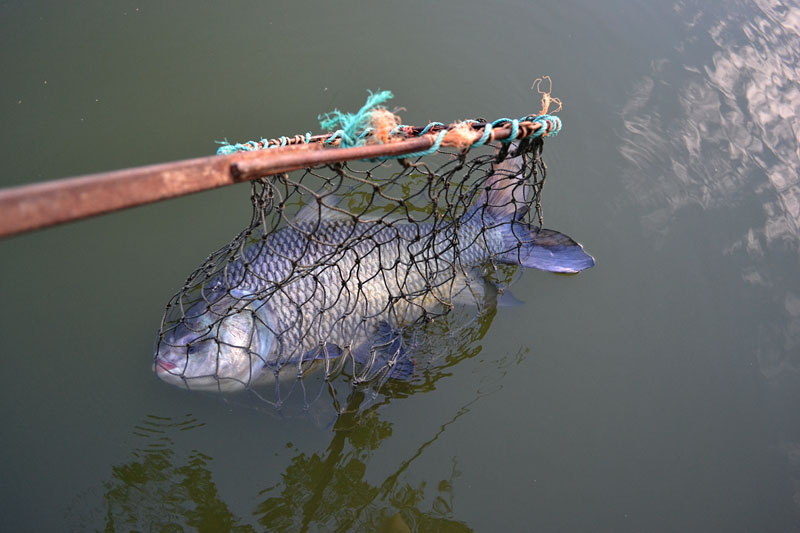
[154,150,594,392]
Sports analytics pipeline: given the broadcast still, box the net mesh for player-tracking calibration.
[153,96,582,414]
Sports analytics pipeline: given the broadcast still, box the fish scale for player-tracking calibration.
[226,214,504,371]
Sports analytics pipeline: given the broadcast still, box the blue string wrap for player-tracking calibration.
[491,118,518,143]
[214,90,562,158]
[528,114,562,137]
[470,122,493,148]
[216,140,259,155]
[216,131,316,155]
[370,113,561,161]
[419,122,444,135]
[390,125,410,136]
[377,129,448,161]
[317,90,395,148]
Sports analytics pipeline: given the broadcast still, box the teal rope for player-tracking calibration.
[419,122,444,135]
[216,140,259,155]
[318,90,394,148]
[470,122,493,148]
[390,124,410,135]
[376,129,448,161]
[491,118,519,143]
[215,90,562,157]
[529,114,561,137]
[376,114,559,161]
[216,131,315,155]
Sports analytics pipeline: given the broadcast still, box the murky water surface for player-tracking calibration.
[1,1,799,530]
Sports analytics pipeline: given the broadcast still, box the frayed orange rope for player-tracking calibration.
[368,108,402,145]
[532,75,562,115]
[362,78,561,152]
[442,121,477,151]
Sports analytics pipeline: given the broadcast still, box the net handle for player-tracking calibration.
[0,117,557,240]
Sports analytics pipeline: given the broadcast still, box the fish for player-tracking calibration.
[153,145,594,392]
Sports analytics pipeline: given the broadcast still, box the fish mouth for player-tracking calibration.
[155,358,177,372]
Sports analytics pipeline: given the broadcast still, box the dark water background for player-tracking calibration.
[2,1,799,530]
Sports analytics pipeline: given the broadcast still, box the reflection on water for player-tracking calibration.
[67,414,253,531]
[621,0,800,377]
[620,0,800,509]
[622,1,799,238]
[254,394,472,532]
[68,399,482,531]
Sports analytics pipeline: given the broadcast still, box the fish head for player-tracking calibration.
[154,291,275,392]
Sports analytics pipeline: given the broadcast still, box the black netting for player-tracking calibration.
[153,137,581,412]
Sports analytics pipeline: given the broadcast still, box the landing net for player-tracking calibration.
[153,88,580,413]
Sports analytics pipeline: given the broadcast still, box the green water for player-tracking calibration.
[1,1,799,530]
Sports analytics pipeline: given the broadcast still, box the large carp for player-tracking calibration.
[154,147,594,392]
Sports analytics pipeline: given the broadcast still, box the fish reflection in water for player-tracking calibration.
[153,145,594,405]
[66,395,480,531]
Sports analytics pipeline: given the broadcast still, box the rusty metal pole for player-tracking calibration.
[0,136,435,240]
[0,119,539,240]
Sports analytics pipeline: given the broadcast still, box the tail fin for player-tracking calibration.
[496,221,595,273]
[477,143,595,273]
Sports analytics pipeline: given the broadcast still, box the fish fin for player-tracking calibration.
[496,221,595,273]
[228,287,254,299]
[301,343,342,362]
[446,270,523,307]
[478,142,530,221]
[434,268,486,307]
[473,143,595,273]
[294,195,351,225]
[353,322,415,381]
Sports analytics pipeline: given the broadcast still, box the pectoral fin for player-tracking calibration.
[301,343,342,362]
[443,268,487,307]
